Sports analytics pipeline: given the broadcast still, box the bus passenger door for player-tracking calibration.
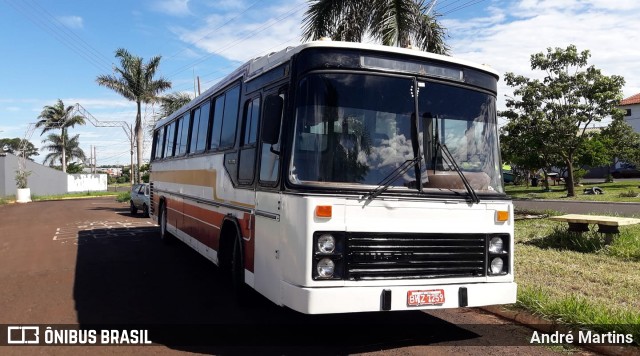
[253,91,285,304]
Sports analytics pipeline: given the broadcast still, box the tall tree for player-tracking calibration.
[0,138,39,161]
[35,99,85,173]
[96,48,171,183]
[302,0,449,54]
[499,111,559,187]
[41,132,86,168]
[500,45,625,196]
[600,117,640,169]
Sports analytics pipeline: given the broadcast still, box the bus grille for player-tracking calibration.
[346,233,486,280]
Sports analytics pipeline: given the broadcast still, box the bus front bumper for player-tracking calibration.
[281,281,517,314]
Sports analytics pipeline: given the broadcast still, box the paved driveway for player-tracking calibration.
[0,197,585,355]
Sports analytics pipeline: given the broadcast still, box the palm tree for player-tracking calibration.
[302,0,449,55]
[36,99,85,173]
[96,48,171,183]
[148,92,193,135]
[41,132,86,168]
[159,92,192,118]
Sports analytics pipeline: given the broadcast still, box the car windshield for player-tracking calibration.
[289,73,504,195]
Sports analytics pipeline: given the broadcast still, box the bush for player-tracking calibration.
[619,190,639,198]
[573,168,586,184]
[116,191,131,203]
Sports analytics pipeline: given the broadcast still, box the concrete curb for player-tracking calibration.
[480,306,639,356]
[512,198,640,205]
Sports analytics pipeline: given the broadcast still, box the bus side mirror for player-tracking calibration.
[262,95,283,145]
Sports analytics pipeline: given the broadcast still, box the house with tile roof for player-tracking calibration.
[618,93,640,133]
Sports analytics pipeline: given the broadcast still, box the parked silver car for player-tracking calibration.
[130,183,150,217]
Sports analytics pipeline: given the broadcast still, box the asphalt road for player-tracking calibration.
[514,199,640,216]
[0,197,594,355]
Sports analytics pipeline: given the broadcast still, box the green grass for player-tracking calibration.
[116,191,131,203]
[514,215,640,343]
[517,286,640,338]
[506,180,640,202]
[31,191,118,201]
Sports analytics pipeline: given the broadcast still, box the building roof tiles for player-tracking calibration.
[620,93,640,106]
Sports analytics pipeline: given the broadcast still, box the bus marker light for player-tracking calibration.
[496,210,509,222]
[315,205,332,218]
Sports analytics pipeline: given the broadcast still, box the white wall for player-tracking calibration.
[67,174,107,192]
[1,154,109,197]
[623,103,640,133]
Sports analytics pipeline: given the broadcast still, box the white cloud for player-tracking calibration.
[170,0,306,63]
[203,0,246,11]
[57,16,84,29]
[445,0,640,111]
[153,0,191,16]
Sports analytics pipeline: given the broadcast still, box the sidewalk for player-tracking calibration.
[513,199,640,217]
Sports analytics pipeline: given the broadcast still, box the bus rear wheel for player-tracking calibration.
[159,202,175,245]
[231,235,249,304]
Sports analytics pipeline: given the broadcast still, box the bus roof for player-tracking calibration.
[155,40,499,129]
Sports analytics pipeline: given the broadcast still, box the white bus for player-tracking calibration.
[150,40,516,314]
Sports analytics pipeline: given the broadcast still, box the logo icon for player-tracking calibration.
[7,326,39,344]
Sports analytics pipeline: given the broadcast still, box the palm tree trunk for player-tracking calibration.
[61,128,67,173]
[136,101,143,183]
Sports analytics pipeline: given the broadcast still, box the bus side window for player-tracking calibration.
[175,114,190,156]
[189,107,201,154]
[259,91,285,185]
[164,122,176,158]
[238,97,261,184]
[220,85,240,148]
[210,95,225,150]
[152,128,165,160]
[190,100,211,154]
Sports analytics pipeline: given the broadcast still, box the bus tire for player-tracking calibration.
[159,202,175,245]
[231,234,249,305]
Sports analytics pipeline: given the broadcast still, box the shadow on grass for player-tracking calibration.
[522,226,606,253]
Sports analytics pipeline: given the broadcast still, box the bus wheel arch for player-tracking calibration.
[158,198,174,244]
[219,217,249,303]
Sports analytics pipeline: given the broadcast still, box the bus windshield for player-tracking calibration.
[289,73,504,195]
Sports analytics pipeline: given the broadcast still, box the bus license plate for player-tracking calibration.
[407,289,445,307]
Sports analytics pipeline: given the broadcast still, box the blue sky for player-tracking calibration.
[1,0,640,165]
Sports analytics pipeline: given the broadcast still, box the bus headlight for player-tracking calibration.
[317,234,335,254]
[487,234,509,276]
[313,231,344,280]
[316,258,335,278]
[489,237,503,254]
[490,257,504,274]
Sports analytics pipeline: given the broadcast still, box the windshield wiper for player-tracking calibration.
[361,155,422,204]
[435,141,480,204]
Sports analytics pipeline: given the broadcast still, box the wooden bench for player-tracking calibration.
[548,214,640,244]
